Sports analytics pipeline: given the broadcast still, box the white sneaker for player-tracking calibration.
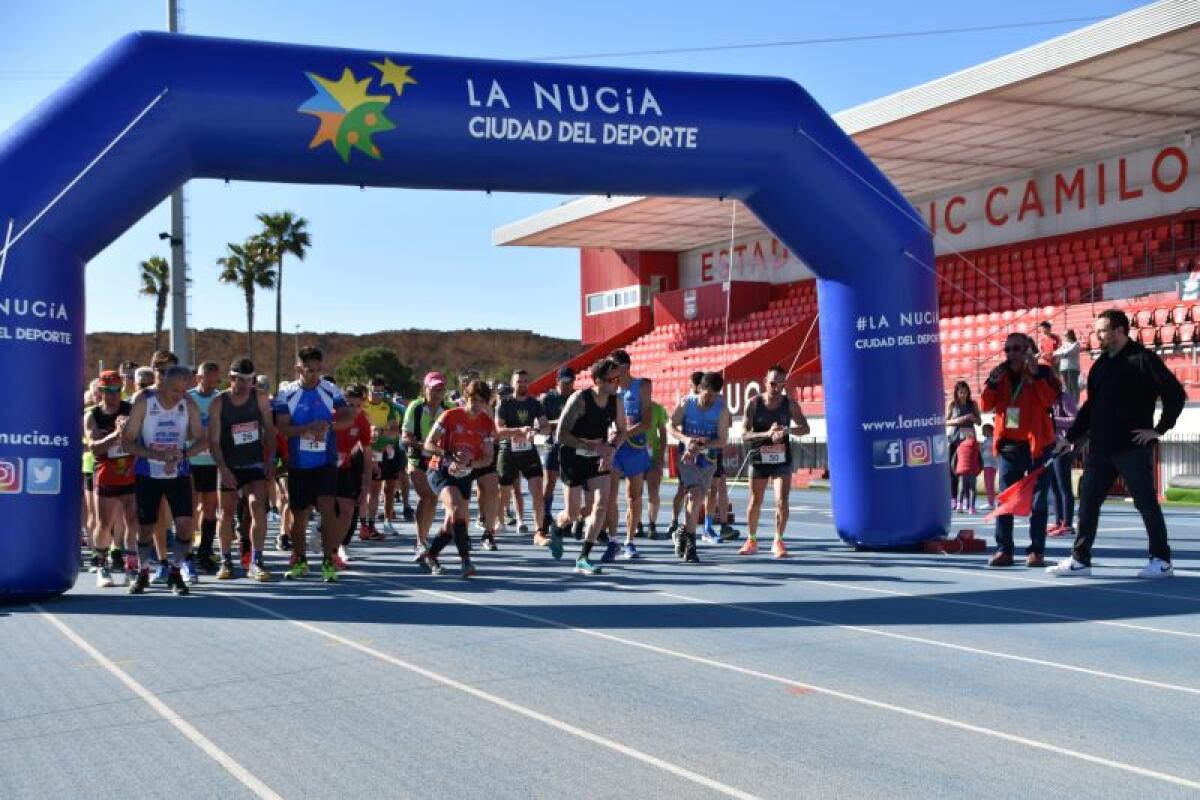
[382,521,397,536]
[1046,557,1091,577]
[337,545,352,564]
[96,566,114,588]
[1136,558,1174,579]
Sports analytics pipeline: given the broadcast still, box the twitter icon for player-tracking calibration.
[26,458,61,495]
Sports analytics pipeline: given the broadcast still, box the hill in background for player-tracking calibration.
[86,328,580,386]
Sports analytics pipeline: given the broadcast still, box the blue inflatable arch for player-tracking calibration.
[0,33,948,598]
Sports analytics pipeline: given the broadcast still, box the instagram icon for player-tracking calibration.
[0,457,22,494]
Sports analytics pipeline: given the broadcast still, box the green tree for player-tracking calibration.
[334,347,417,398]
[138,255,170,351]
[216,238,277,362]
[256,211,311,389]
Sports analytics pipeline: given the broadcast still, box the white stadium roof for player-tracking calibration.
[495,0,1200,252]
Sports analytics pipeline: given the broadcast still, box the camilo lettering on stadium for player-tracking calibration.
[923,142,1197,251]
[0,296,73,345]
[466,78,699,149]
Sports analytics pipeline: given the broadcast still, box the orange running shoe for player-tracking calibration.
[771,539,789,559]
[737,538,758,556]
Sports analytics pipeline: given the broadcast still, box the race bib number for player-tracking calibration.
[373,449,384,462]
[147,443,177,479]
[1005,407,1021,428]
[577,447,598,458]
[300,434,327,454]
[107,444,127,459]
[761,444,786,465]
[231,422,259,446]
[511,434,532,453]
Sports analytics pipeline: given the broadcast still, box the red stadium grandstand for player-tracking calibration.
[498,5,1200,458]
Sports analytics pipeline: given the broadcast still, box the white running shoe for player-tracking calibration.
[382,521,397,536]
[96,566,114,588]
[1045,557,1091,577]
[337,545,352,564]
[1136,558,1174,579]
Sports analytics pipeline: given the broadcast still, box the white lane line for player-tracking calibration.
[376,580,1200,792]
[691,560,1200,640]
[35,605,282,800]
[491,563,1200,697]
[215,593,760,800]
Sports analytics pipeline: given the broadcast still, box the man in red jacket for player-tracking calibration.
[980,333,1059,567]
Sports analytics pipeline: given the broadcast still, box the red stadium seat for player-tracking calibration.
[1172,305,1189,324]
[1179,322,1196,346]
[1160,324,1179,347]
[1136,327,1156,347]
[1154,307,1171,326]
[1136,309,1154,328]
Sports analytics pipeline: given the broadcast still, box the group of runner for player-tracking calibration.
[80,345,810,594]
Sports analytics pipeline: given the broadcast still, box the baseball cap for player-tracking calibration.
[230,357,255,377]
[557,366,576,380]
[424,371,446,388]
[496,382,513,397]
[98,370,122,390]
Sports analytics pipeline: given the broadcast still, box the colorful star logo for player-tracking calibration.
[298,61,416,163]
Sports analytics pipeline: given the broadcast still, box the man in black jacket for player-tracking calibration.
[1048,309,1185,579]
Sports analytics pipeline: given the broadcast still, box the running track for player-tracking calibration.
[2,487,1198,799]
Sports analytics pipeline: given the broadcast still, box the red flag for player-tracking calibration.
[983,465,1047,522]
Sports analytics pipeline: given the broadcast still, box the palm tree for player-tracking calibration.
[256,212,311,388]
[217,238,277,361]
[138,255,170,351]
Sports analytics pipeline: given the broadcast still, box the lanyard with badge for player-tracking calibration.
[1006,375,1025,429]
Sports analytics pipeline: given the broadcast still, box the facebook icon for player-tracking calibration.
[872,439,903,469]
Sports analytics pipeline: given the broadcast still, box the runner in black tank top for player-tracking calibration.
[209,358,278,582]
[741,366,810,559]
[550,358,627,575]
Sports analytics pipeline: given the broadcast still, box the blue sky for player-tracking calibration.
[1,0,1145,339]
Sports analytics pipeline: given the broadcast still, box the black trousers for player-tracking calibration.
[1072,446,1170,565]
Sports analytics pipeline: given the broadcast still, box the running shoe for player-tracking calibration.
[475,518,487,532]
[402,506,415,523]
[216,561,235,580]
[411,542,428,563]
[150,562,170,585]
[480,533,497,551]
[332,553,348,571]
[338,545,352,564]
[600,539,620,563]
[88,552,102,573]
[250,563,273,583]
[597,531,610,544]
[771,539,789,559]
[737,538,758,556]
[683,535,700,564]
[549,525,564,560]
[719,524,741,542]
[1136,558,1174,579]
[701,529,721,545]
[276,534,291,551]
[382,520,397,537]
[532,531,551,547]
[426,555,445,576]
[574,557,602,575]
[505,513,517,527]
[108,549,125,572]
[168,568,189,596]
[96,566,114,588]
[617,543,639,561]
[284,561,309,580]
[648,522,660,540]
[518,524,529,534]
[461,561,477,578]
[673,526,685,558]
[181,560,199,586]
[666,520,679,539]
[195,551,219,574]
[321,559,338,583]
[635,523,645,539]
[1045,557,1090,577]
[127,569,150,595]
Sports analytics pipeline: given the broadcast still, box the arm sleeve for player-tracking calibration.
[1149,354,1187,435]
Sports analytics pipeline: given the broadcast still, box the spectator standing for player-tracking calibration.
[1048,309,1186,579]
[953,429,982,514]
[981,333,1059,568]
[1054,329,1081,401]
[1047,388,1079,538]
[945,381,981,510]
[979,423,997,510]
[1037,321,1062,369]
